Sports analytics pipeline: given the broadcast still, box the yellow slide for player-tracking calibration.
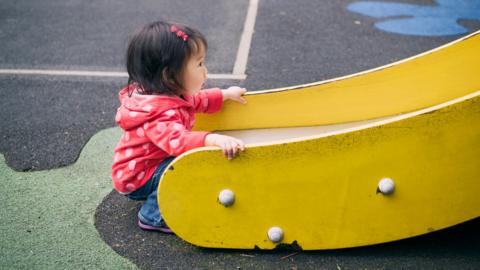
[194,31,480,131]
[158,31,480,250]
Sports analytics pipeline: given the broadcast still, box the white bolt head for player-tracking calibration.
[218,189,235,206]
[267,227,284,243]
[378,178,395,195]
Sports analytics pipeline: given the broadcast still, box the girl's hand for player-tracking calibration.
[222,86,247,104]
[205,134,245,160]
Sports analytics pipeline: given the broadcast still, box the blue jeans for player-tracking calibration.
[126,157,175,227]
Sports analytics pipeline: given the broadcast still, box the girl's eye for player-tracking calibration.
[198,61,203,67]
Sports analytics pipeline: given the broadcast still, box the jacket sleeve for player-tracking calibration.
[190,88,224,113]
[144,110,210,156]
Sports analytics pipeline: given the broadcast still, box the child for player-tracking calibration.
[111,21,247,233]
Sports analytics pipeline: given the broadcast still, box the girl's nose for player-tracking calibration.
[204,67,208,78]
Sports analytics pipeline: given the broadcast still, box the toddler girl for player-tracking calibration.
[111,21,247,233]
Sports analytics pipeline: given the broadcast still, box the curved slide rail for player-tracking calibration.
[159,90,480,250]
[194,31,480,131]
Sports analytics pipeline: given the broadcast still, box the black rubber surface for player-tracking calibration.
[96,191,480,269]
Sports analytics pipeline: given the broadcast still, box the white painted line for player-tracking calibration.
[0,4,258,81]
[0,69,246,80]
[209,73,247,80]
[233,0,259,75]
[0,69,127,77]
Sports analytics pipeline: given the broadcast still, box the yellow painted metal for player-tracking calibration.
[194,31,480,131]
[159,92,480,250]
[159,32,480,249]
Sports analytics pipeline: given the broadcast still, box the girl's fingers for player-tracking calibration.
[231,96,246,104]
[236,139,245,151]
[231,142,239,156]
[229,141,240,159]
[222,142,229,157]
[220,138,245,160]
[220,141,230,159]
[226,143,234,160]
[238,97,247,104]
[227,87,247,104]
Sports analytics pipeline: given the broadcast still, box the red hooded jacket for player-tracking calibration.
[111,85,223,194]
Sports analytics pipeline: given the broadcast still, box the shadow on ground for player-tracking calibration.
[96,191,480,269]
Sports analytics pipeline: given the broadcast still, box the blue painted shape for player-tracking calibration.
[347,0,480,36]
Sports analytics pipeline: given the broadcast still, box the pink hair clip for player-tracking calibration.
[170,25,189,41]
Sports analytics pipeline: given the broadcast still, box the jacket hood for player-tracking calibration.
[115,86,193,130]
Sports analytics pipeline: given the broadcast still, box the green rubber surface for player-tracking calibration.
[0,128,137,269]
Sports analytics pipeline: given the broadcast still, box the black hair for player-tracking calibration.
[126,21,208,96]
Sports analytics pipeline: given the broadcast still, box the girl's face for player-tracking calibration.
[181,44,208,96]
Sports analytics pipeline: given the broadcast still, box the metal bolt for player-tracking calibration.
[378,178,395,195]
[218,189,235,206]
[268,227,284,243]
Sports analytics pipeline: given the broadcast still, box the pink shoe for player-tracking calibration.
[138,220,174,234]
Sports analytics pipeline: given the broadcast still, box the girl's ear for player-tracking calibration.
[163,68,178,83]
[162,68,184,93]
[162,68,170,82]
